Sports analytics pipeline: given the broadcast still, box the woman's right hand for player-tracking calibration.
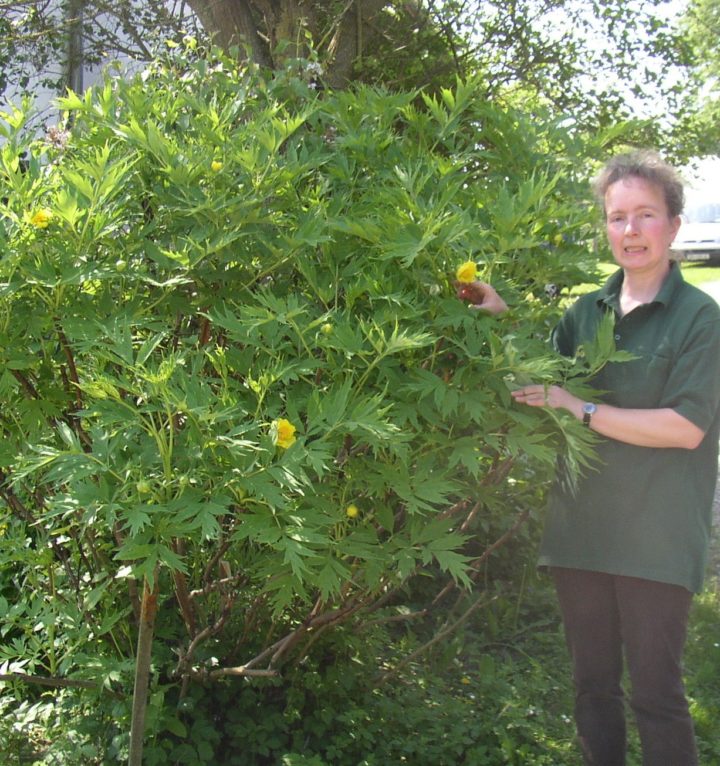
[455,280,508,315]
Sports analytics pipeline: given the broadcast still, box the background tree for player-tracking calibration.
[678,0,720,156]
[0,1,197,98]
[0,0,707,158]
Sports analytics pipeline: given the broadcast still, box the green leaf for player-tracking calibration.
[164,716,188,738]
[315,558,350,602]
[122,504,155,537]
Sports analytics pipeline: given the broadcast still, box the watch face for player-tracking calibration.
[583,403,596,415]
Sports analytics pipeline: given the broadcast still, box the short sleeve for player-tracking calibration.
[661,305,720,432]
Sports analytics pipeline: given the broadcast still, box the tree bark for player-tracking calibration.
[324,0,389,87]
[186,0,272,67]
[185,0,392,86]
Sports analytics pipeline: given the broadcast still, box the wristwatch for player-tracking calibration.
[582,402,597,427]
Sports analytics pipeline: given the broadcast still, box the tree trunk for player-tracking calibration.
[324,0,389,87]
[185,0,391,86]
[186,0,272,67]
[65,0,85,93]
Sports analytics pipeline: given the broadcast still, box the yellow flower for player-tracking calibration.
[345,503,359,519]
[30,209,53,228]
[455,260,477,283]
[320,323,333,335]
[211,160,223,172]
[274,418,297,449]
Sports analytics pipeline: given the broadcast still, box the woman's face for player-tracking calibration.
[604,176,681,277]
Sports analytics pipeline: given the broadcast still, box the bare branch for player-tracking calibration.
[0,672,100,691]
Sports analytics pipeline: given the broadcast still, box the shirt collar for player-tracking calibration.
[596,261,685,312]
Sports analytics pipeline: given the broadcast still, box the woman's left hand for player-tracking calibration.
[511,384,706,449]
[455,280,508,315]
[511,384,580,414]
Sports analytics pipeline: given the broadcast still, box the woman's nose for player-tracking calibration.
[624,216,639,234]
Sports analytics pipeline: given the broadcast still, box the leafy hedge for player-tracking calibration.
[0,45,618,761]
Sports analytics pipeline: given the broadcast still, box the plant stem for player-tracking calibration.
[128,573,159,766]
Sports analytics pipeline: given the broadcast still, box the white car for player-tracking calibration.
[672,201,720,263]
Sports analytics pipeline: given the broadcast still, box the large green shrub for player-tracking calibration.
[0,46,618,761]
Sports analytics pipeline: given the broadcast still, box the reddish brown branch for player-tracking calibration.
[0,469,35,522]
[202,537,235,586]
[467,509,531,579]
[171,539,197,636]
[172,570,197,637]
[11,369,40,399]
[55,321,82,410]
[173,588,235,678]
[129,576,160,766]
[198,315,212,346]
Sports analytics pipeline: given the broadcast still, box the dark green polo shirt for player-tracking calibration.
[538,264,720,592]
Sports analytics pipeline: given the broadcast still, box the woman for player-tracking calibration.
[461,151,720,765]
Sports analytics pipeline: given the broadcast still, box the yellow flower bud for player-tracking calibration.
[455,261,477,284]
[345,503,359,519]
[211,160,223,172]
[321,323,333,335]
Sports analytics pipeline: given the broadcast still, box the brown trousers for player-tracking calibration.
[551,567,698,766]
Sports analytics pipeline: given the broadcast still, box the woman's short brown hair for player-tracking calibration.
[592,150,685,218]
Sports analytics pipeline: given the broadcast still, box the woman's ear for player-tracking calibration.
[669,215,682,243]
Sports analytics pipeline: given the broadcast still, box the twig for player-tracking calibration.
[189,572,247,599]
[467,509,530,579]
[174,594,234,679]
[202,666,278,680]
[201,534,237,587]
[431,507,530,608]
[210,667,277,678]
[377,592,499,686]
[0,672,99,690]
[362,608,430,628]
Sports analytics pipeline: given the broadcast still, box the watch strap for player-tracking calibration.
[582,402,597,426]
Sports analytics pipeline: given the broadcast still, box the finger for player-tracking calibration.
[511,387,547,405]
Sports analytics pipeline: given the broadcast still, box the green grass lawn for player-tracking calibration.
[572,259,720,298]
[678,260,720,287]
